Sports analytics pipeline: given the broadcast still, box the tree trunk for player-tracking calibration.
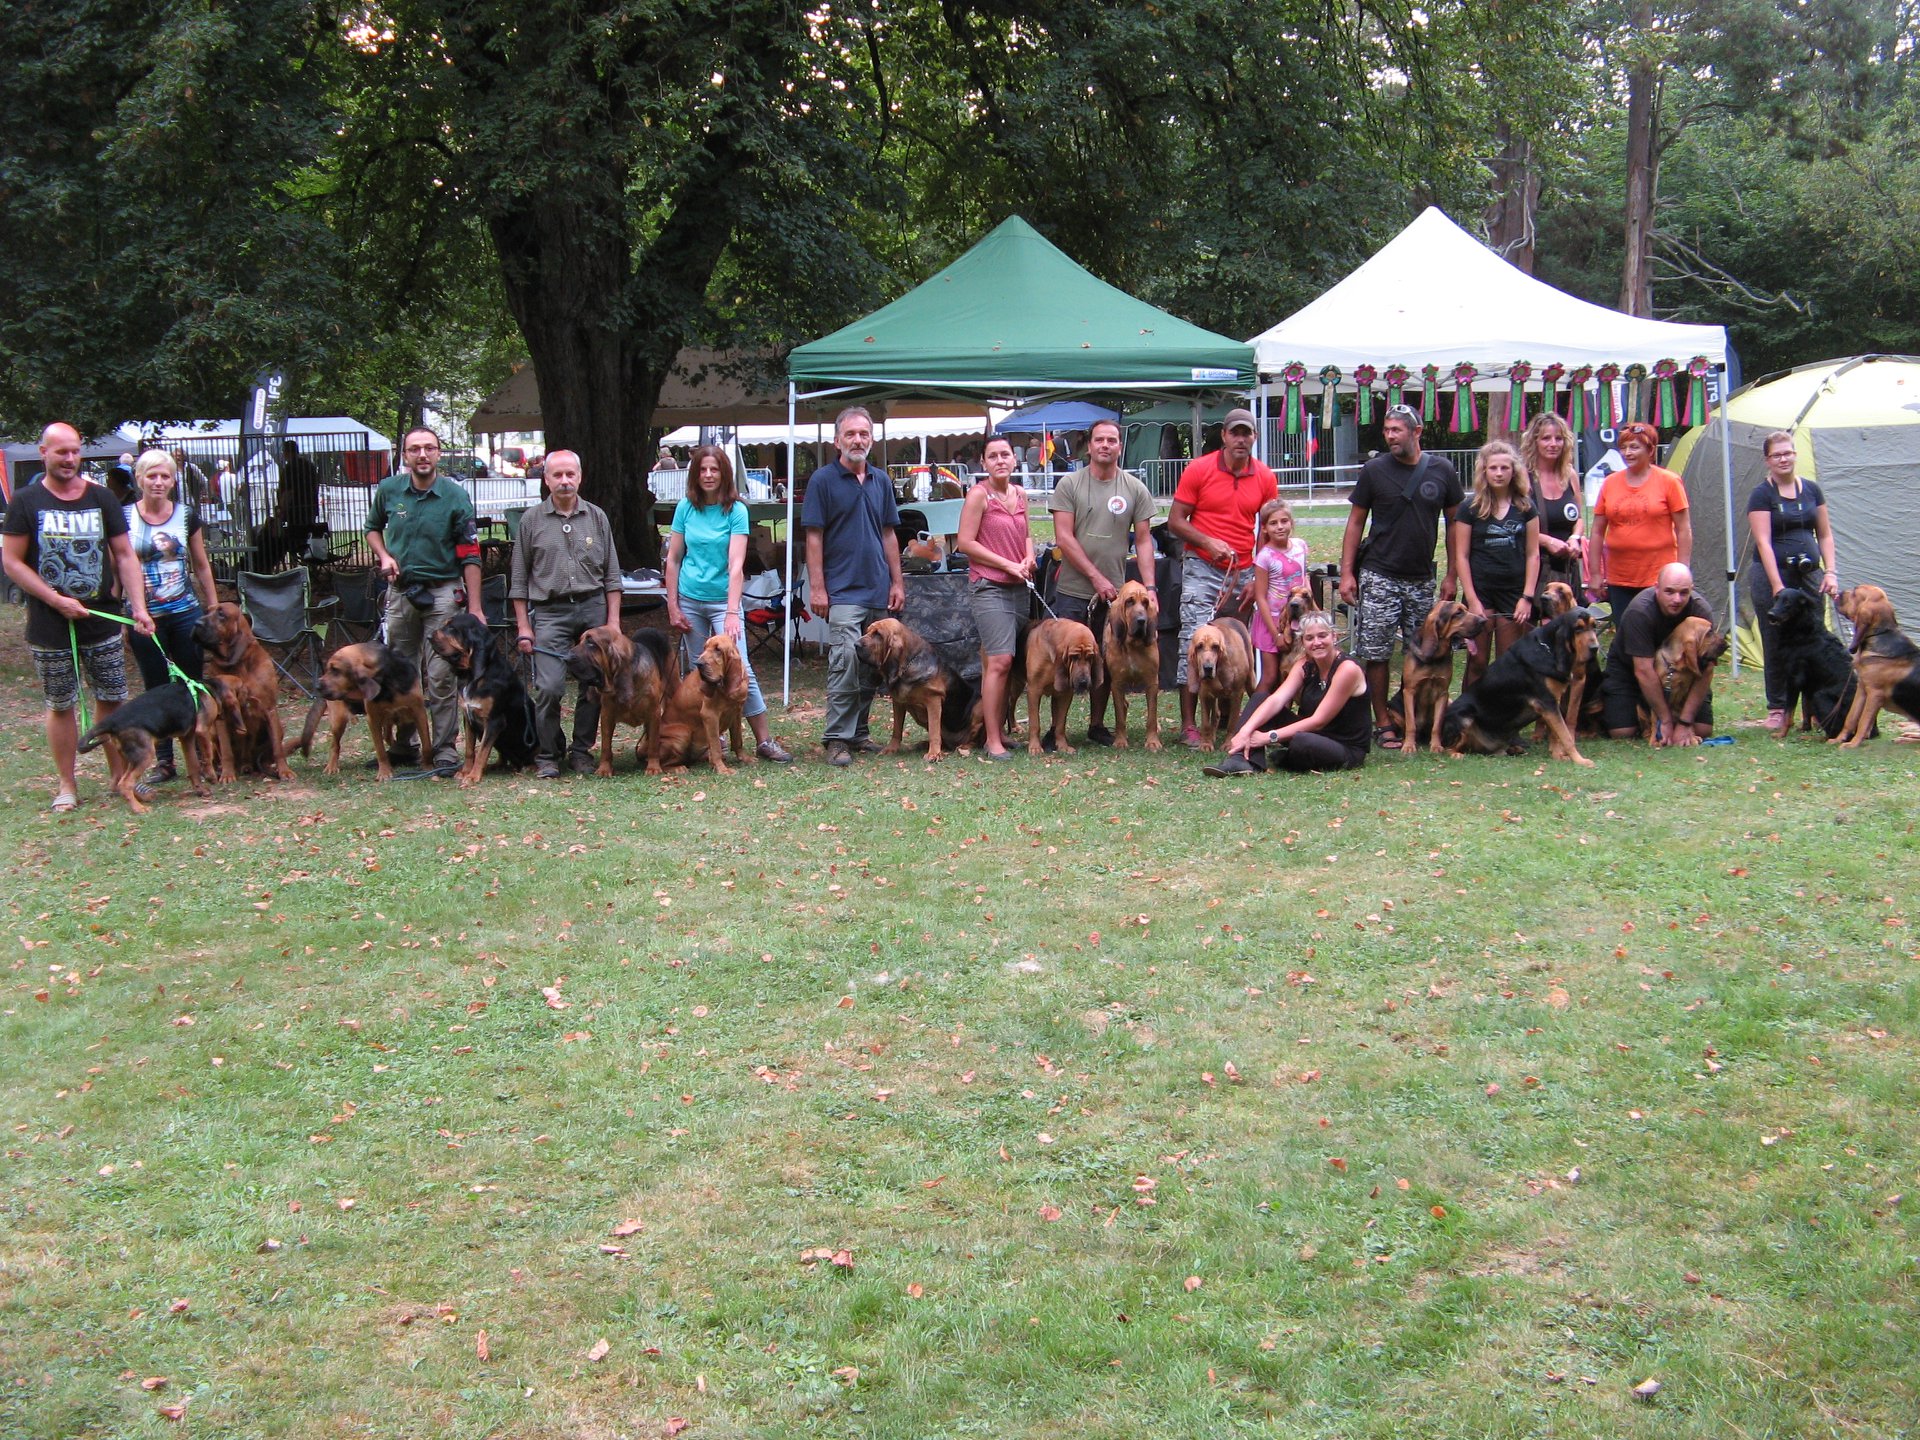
[487,195,669,570]
[1485,122,1538,275]
[1620,2,1658,317]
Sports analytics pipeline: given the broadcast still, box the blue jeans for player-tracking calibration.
[128,602,205,767]
[678,594,767,719]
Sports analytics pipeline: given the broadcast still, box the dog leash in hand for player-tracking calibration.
[70,609,214,731]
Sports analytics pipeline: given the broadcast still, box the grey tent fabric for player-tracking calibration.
[1677,420,1773,621]
[1811,425,1920,624]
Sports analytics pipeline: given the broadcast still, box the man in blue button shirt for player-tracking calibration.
[802,407,905,766]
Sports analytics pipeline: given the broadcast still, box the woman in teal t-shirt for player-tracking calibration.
[664,446,791,762]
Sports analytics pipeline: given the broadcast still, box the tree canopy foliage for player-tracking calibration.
[3,0,1917,552]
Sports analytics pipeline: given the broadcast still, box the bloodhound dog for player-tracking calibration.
[654,633,751,774]
[1833,586,1920,747]
[429,612,539,785]
[1020,618,1102,757]
[856,617,982,761]
[1185,617,1254,752]
[566,625,677,775]
[1103,580,1163,751]
[1642,617,1728,746]
[193,602,289,780]
[1536,581,1605,733]
[1442,609,1599,766]
[299,642,433,780]
[1398,598,1487,755]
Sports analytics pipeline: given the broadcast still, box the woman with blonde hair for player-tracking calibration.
[1448,439,1540,686]
[1521,412,1584,592]
[124,449,218,783]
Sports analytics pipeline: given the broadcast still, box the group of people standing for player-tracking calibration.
[6,396,1845,808]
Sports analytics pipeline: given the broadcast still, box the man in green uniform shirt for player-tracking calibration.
[366,427,485,774]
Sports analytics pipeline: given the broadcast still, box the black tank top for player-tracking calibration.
[1535,481,1581,544]
[1300,655,1372,752]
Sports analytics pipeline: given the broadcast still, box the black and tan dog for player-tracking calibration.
[1104,580,1163,751]
[1536,580,1606,733]
[567,625,677,775]
[193,602,289,780]
[299,642,434,780]
[1639,617,1729,746]
[655,633,751,773]
[78,681,219,812]
[1398,598,1488,755]
[1765,588,1855,736]
[1184,616,1254,752]
[1832,586,1920,747]
[856,617,982,761]
[428,612,538,785]
[1441,608,1599,766]
[1017,617,1103,757]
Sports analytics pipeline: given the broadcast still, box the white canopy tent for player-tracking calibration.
[1250,208,1729,379]
[1247,206,1744,662]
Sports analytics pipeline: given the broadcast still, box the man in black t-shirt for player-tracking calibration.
[1,422,155,811]
[1600,563,1719,745]
[1338,404,1464,742]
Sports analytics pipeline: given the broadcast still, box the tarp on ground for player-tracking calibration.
[1668,354,1920,628]
[787,217,1254,397]
[1250,207,1729,381]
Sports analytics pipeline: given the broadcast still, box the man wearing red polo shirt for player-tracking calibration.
[1166,408,1278,747]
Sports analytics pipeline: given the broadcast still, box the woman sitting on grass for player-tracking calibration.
[1203,611,1370,775]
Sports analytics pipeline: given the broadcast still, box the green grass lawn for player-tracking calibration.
[2,624,1915,1440]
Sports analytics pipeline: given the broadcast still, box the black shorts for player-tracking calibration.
[1601,665,1713,734]
[1048,591,1109,638]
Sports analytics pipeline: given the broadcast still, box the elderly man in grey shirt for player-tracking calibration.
[509,449,623,778]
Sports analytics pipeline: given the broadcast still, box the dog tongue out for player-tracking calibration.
[1465,636,1482,659]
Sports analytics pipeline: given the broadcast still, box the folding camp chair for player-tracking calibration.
[742,567,812,659]
[236,569,336,697]
[327,567,387,649]
[477,573,530,681]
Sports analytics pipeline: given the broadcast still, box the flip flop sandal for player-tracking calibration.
[1373,725,1404,749]
[49,792,78,813]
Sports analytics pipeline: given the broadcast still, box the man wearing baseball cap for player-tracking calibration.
[1166,407,1278,748]
[1338,403,1464,748]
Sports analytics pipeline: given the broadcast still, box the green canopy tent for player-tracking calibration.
[779,216,1255,698]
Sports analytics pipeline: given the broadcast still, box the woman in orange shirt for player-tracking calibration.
[1587,421,1691,614]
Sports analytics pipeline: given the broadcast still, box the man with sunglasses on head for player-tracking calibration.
[1166,407,1277,749]
[1339,403,1463,749]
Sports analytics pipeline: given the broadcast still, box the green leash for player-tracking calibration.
[68,608,214,734]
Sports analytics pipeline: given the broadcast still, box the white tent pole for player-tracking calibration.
[1190,399,1202,459]
[1256,381,1269,464]
[1716,364,1739,678]
[783,383,796,705]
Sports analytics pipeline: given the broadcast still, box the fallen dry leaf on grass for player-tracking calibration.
[167,1299,190,1315]
[611,1218,645,1237]
[476,1330,490,1361]
[664,1420,689,1437]
[586,1338,610,1362]
[157,1403,187,1421]
[832,1366,859,1383]
[1632,1377,1661,1399]
[140,1377,168,1391]
[1327,1157,1347,1173]
[1038,1204,1062,1222]
[1183,1275,1203,1292]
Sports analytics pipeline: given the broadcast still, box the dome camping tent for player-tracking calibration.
[1669,355,1920,650]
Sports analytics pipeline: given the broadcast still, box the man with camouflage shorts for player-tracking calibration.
[1166,407,1277,748]
[1338,404,1463,748]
